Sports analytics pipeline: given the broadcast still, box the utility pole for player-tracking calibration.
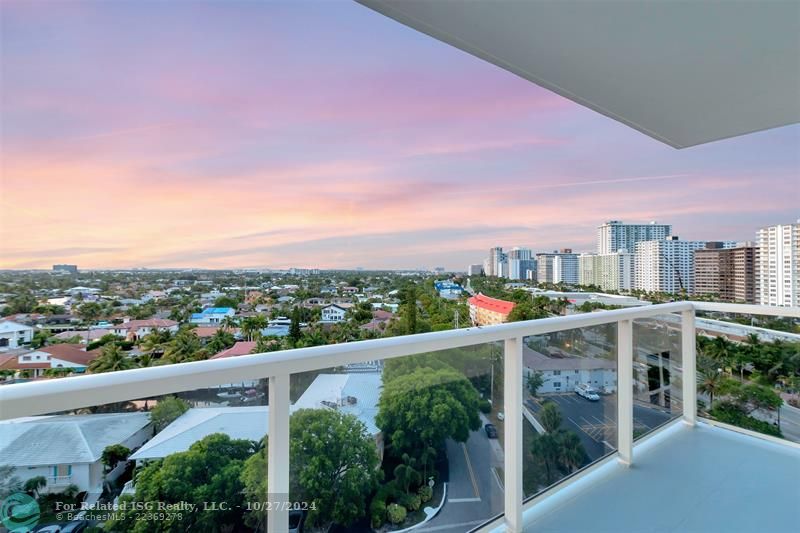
[454,309,459,329]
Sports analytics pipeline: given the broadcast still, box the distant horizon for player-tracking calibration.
[2,1,798,271]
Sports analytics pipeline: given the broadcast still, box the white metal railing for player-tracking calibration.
[0,301,797,532]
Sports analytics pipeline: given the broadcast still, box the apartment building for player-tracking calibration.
[578,251,634,291]
[634,237,735,294]
[597,220,672,254]
[756,222,800,306]
[536,249,579,285]
[468,293,515,325]
[693,242,756,303]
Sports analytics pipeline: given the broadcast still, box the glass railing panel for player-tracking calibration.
[0,379,270,532]
[522,323,618,500]
[288,342,501,531]
[632,313,683,441]
[694,309,798,444]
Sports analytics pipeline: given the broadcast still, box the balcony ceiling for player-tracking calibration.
[358,0,800,148]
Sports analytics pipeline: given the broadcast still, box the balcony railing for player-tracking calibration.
[0,301,797,532]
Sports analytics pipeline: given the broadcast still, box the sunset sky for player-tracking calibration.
[1,1,798,271]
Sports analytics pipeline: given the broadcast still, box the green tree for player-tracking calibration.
[78,302,103,343]
[538,402,563,433]
[0,465,21,499]
[163,329,206,363]
[101,444,131,471]
[206,328,236,354]
[23,476,46,498]
[377,367,481,456]
[240,438,269,530]
[106,434,256,532]
[527,371,545,398]
[290,409,380,529]
[150,396,190,431]
[88,344,135,374]
[289,307,302,345]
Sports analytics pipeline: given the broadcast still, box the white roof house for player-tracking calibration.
[130,373,383,461]
[0,413,153,494]
[130,406,270,461]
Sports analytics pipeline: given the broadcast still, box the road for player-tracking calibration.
[529,393,672,461]
[419,427,504,532]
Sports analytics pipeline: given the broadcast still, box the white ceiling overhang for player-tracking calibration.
[358,0,800,148]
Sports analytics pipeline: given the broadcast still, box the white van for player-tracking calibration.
[575,383,600,401]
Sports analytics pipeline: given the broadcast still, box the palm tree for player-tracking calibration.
[220,315,239,332]
[539,402,563,433]
[89,344,135,374]
[556,431,587,473]
[710,336,733,371]
[163,329,206,363]
[698,368,724,411]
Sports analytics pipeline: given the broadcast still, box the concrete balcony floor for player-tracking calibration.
[519,421,799,533]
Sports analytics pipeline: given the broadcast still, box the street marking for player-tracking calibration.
[447,497,481,503]
[491,466,504,492]
[418,519,489,532]
[461,443,481,500]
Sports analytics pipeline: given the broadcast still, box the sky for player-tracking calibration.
[1,1,798,271]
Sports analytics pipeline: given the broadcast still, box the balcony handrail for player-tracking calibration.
[0,301,796,421]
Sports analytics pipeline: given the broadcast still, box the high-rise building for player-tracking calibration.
[507,247,534,280]
[756,222,800,306]
[52,264,78,274]
[634,237,735,294]
[486,247,505,277]
[693,242,756,303]
[467,264,483,276]
[536,249,579,284]
[597,220,672,254]
[578,251,634,291]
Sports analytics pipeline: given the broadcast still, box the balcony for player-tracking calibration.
[0,302,797,533]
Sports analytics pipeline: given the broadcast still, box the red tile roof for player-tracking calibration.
[468,293,516,315]
[39,345,98,366]
[210,341,257,360]
[111,319,178,330]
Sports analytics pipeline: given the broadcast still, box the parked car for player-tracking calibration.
[484,423,498,438]
[575,383,600,401]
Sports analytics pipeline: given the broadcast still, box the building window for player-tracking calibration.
[553,370,561,376]
[553,382,562,388]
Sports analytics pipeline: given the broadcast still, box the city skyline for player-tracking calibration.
[2,1,798,271]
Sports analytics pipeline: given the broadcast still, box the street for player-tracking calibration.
[419,426,504,532]
[529,393,673,461]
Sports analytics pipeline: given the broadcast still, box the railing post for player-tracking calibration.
[503,337,523,533]
[681,308,697,425]
[617,320,633,466]
[268,374,290,533]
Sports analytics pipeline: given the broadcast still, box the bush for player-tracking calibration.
[418,485,433,503]
[479,399,492,414]
[369,499,386,529]
[387,503,407,525]
[406,495,421,512]
[710,402,783,438]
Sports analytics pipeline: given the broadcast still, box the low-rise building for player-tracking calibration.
[321,303,352,323]
[0,413,153,494]
[0,344,99,377]
[523,345,617,394]
[109,319,179,340]
[0,320,35,350]
[468,293,515,325]
[190,307,235,326]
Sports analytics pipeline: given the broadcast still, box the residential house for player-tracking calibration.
[190,307,235,326]
[0,344,98,377]
[0,320,35,350]
[0,413,153,494]
[109,319,179,340]
[321,303,352,323]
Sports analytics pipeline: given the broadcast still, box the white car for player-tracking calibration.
[575,383,600,401]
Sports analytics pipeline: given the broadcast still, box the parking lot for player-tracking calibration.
[529,392,673,461]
